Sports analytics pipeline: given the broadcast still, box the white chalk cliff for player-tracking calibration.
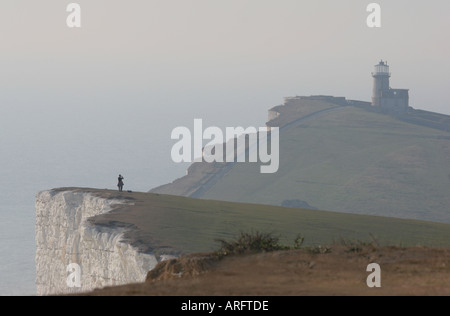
[35,190,158,296]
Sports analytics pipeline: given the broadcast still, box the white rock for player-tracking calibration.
[35,190,159,296]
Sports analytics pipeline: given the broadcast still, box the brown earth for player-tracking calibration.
[83,246,450,296]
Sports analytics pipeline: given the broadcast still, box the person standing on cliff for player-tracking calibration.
[118,174,124,192]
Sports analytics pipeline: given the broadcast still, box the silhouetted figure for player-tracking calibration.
[118,175,124,192]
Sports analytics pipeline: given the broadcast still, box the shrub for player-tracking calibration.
[293,234,305,249]
[215,231,290,257]
[306,245,332,254]
[215,231,309,258]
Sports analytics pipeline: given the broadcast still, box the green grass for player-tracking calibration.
[200,107,450,223]
[88,189,450,255]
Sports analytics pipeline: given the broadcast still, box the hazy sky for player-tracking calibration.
[2,1,450,296]
[1,0,449,122]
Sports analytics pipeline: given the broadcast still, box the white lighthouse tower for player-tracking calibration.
[372,60,391,107]
[372,60,409,112]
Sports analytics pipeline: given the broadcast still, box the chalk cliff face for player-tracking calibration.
[35,190,158,296]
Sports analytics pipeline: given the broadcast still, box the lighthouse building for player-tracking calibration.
[372,60,409,112]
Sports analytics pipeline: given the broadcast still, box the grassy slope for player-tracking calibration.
[200,107,450,223]
[81,189,450,255]
[87,246,450,296]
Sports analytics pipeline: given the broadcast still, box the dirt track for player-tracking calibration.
[84,246,450,296]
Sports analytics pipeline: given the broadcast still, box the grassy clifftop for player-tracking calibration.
[65,188,450,255]
[153,101,450,223]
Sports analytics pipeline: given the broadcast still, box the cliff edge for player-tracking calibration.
[35,189,159,296]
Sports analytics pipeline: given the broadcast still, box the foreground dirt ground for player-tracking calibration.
[83,246,450,296]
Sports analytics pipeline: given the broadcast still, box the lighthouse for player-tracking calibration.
[372,60,390,107]
[371,60,409,112]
